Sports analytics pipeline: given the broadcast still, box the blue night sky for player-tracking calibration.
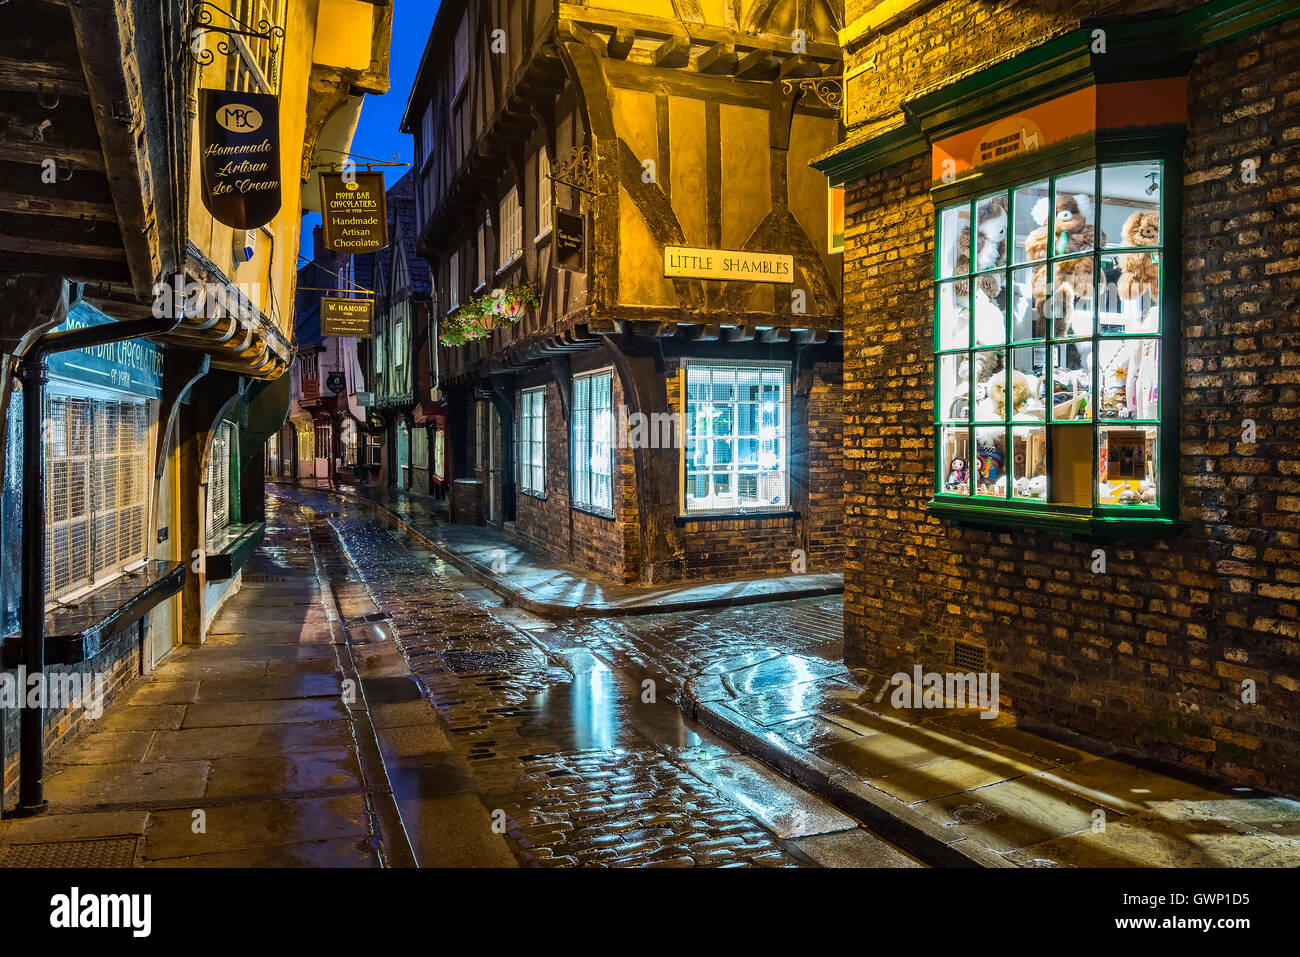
[301,0,439,256]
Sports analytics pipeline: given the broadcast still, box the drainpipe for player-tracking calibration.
[13,308,181,817]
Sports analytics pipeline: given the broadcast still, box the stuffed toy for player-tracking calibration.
[945,458,967,490]
[955,196,1008,300]
[1024,193,1105,334]
[987,370,1037,419]
[1117,211,1160,302]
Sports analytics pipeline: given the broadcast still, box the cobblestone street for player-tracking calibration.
[279,485,917,868]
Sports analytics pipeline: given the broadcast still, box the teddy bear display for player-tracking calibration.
[1024,193,1105,335]
[986,370,1043,420]
[955,196,1009,301]
[1013,474,1047,499]
[1116,211,1160,303]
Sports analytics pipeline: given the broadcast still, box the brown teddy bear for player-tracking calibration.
[1117,211,1160,302]
[1025,193,1105,334]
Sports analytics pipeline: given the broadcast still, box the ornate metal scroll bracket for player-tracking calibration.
[187,0,285,68]
[781,77,845,113]
[549,145,600,196]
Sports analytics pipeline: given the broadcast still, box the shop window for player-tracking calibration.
[934,161,1173,525]
[412,425,429,469]
[537,149,553,237]
[207,421,235,540]
[367,434,382,466]
[448,252,460,310]
[314,422,331,462]
[499,186,522,269]
[683,362,789,514]
[434,428,445,479]
[571,370,613,514]
[518,387,546,497]
[44,393,152,603]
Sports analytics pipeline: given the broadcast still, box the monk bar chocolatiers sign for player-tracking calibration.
[663,245,795,283]
[320,172,389,253]
[199,89,282,230]
[321,297,374,338]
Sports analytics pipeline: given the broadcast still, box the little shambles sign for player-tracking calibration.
[555,207,585,273]
[321,297,374,338]
[663,246,794,283]
[320,172,389,253]
[199,89,282,230]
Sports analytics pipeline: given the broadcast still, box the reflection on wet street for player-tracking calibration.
[271,484,919,867]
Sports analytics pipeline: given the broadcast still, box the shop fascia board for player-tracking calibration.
[814,0,1300,184]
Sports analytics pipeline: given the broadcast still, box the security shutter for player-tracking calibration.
[207,421,233,539]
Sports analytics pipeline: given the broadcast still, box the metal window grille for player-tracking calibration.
[571,371,612,512]
[684,362,789,512]
[517,387,546,496]
[207,421,233,539]
[44,394,150,604]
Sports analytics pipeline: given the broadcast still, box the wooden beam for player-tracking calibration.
[696,42,739,76]
[0,57,87,97]
[0,131,104,172]
[0,191,115,220]
[653,36,692,69]
[0,234,125,261]
[607,28,635,60]
[736,49,780,80]
[780,54,824,79]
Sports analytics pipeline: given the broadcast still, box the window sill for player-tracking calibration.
[2,560,186,667]
[496,252,523,275]
[926,498,1188,539]
[535,226,553,245]
[571,505,614,521]
[520,489,547,501]
[205,521,266,582]
[676,509,800,526]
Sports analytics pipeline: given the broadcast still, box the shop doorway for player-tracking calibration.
[397,420,410,490]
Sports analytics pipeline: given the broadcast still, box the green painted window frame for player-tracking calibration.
[927,130,1187,537]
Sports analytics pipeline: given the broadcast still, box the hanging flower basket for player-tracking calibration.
[439,281,540,347]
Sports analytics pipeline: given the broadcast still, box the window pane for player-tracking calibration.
[1053,169,1098,257]
[1051,341,1093,422]
[940,426,972,496]
[1100,426,1158,506]
[974,427,1007,498]
[1011,426,1047,500]
[1050,253,1098,338]
[938,203,969,279]
[1098,338,1160,421]
[937,279,967,350]
[1102,162,1162,250]
[1012,179,1050,265]
[938,353,970,423]
[1010,346,1046,422]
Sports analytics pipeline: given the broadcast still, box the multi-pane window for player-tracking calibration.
[448,252,460,310]
[45,394,151,603]
[537,149,553,236]
[207,420,234,540]
[434,429,445,479]
[571,370,613,514]
[934,161,1167,517]
[412,425,429,469]
[499,186,522,268]
[314,422,331,462]
[684,362,788,513]
[420,103,434,168]
[393,318,405,367]
[517,387,546,497]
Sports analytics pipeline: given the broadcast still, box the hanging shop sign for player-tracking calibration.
[320,297,374,338]
[320,172,389,253]
[326,371,347,395]
[48,303,164,398]
[930,78,1188,184]
[663,246,795,284]
[555,207,586,273]
[199,89,282,230]
[828,186,845,255]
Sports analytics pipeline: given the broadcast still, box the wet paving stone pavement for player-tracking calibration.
[275,485,919,868]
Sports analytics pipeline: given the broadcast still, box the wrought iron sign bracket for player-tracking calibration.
[187,0,285,68]
[781,77,845,113]
[548,145,600,196]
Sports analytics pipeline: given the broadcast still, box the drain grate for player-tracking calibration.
[948,803,999,826]
[1,836,138,868]
[954,640,988,672]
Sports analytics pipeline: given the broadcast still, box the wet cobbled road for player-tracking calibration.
[272,485,919,868]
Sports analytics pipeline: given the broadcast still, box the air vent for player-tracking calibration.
[954,640,987,672]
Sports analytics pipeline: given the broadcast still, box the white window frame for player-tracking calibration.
[571,369,614,515]
[453,15,469,101]
[43,388,155,606]
[537,149,553,239]
[393,316,406,368]
[498,186,522,271]
[681,360,790,514]
[420,102,434,170]
[517,387,546,497]
[476,220,487,290]
[448,251,460,311]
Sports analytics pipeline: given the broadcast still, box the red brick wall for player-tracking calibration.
[841,20,1300,793]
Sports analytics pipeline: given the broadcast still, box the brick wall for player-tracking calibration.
[841,17,1300,793]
